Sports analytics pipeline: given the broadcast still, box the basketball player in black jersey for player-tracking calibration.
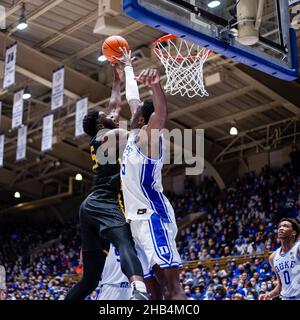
[65,64,149,300]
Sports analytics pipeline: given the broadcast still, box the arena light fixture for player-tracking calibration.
[97,55,108,62]
[16,3,28,30]
[208,1,221,8]
[23,87,31,100]
[230,126,238,136]
[75,173,83,181]
[14,191,21,199]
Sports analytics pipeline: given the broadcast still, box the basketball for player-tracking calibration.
[102,36,129,63]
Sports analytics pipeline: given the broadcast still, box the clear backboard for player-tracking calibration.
[123,0,298,80]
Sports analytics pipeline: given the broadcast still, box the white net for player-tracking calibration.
[153,35,211,98]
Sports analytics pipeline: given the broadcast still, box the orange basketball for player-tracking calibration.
[102,36,129,63]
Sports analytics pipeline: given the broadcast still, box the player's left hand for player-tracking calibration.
[135,68,160,86]
[113,47,135,67]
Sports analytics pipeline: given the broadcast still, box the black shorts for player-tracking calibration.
[79,190,126,252]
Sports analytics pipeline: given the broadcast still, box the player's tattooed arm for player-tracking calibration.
[106,63,123,122]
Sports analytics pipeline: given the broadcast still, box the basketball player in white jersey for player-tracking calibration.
[260,218,300,300]
[115,49,186,300]
[97,244,131,300]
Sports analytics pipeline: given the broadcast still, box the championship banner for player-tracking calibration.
[0,134,4,167]
[41,114,54,152]
[16,125,27,161]
[3,42,17,89]
[12,89,24,129]
[51,67,65,111]
[75,97,88,137]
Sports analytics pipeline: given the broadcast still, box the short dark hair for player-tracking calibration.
[82,111,99,137]
[141,100,154,124]
[279,218,300,239]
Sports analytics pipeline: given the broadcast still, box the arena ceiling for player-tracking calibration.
[0,0,300,207]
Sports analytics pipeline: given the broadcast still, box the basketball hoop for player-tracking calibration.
[153,34,211,98]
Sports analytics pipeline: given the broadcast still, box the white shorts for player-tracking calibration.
[130,212,182,278]
[97,284,131,300]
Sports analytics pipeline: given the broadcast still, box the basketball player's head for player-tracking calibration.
[131,100,154,129]
[277,218,300,241]
[83,110,117,137]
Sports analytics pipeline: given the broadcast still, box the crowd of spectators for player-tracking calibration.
[178,164,300,262]
[167,176,220,220]
[180,256,276,300]
[0,162,299,300]
[1,221,80,300]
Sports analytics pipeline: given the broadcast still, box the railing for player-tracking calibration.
[61,252,272,287]
[182,252,271,270]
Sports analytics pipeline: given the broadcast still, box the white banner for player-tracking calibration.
[12,89,24,129]
[16,125,27,161]
[51,67,65,110]
[41,114,54,152]
[3,43,17,89]
[0,134,4,167]
[75,97,88,137]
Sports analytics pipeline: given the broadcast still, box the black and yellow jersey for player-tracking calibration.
[89,134,121,194]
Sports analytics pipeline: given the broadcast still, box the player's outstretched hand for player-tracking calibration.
[135,68,160,86]
[113,47,135,67]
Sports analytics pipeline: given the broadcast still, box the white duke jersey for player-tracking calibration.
[121,130,174,222]
[273,241,300,299]
[100,244,129,287]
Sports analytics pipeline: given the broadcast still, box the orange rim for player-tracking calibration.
[152,34,212,61]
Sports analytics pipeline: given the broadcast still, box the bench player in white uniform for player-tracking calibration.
[115,48,186,300]
[260,218,300,300]
[97,244,131,300]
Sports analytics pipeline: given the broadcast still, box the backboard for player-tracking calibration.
[123,0,298,80]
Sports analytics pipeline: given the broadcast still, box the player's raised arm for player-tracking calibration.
[114,47,140,118]
[106,63,123,122]
[135,68,167,134]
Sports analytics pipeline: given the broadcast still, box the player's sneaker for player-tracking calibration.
[130,290,150,300]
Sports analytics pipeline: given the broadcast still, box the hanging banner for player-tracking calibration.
[12,89,24,130]
[16,125,27,161]
[3,43,17,89]
[0,134,4,167]
[51,67,65,111]
[75,97,88,137]
[41,114,54,152]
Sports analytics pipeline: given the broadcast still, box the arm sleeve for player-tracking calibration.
[124,66,141,103]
